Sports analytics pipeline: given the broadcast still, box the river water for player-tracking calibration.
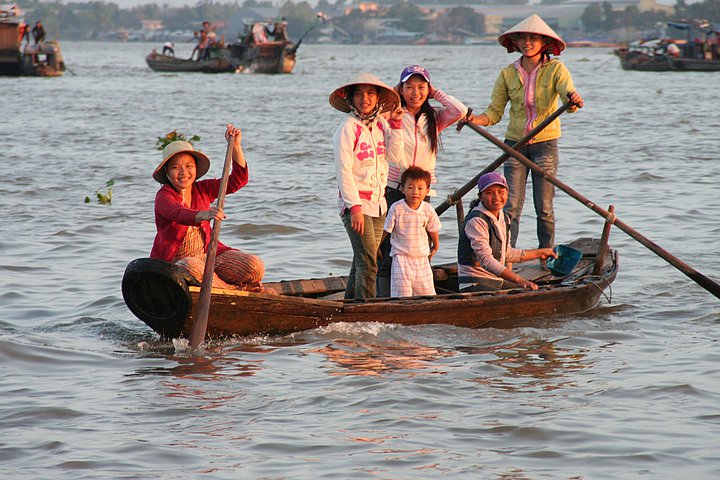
[2,41,720,479]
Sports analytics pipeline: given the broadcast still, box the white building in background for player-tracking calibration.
[414,0,674,33]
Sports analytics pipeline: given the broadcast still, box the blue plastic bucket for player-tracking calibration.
[546,245,583,277]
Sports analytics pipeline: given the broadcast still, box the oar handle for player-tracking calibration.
[189,135,235,348]
[467,123,720,300]
[435,99,575,217]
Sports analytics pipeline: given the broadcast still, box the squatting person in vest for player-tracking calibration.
[457,172,556,292]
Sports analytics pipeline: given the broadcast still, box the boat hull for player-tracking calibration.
[145,54,236,73]
[667,56,720,71]
[122,238,618,339]
[146,42,296,74]
[0,42,65,77]
[615,49,720,72]
[614,49,672,71]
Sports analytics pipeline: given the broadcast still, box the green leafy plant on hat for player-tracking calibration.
[155,130,201,151]
[85,178,115,205]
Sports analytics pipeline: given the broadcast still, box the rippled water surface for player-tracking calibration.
[2,42,720,479]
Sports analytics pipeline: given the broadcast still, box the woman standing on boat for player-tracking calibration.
[468,14,583,260]
[150,124,265,292]
[330,72,404,299]
[377,64,468,296]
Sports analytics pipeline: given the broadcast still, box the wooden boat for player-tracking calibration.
[614,45,673,71]
[667,55,720,71]
[0,5,65,76]
[146,21,297,75]
[614,20,720,72]
[145,53,236,74]
[122,237,618,339]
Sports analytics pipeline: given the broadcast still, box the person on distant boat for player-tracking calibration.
[457,172,556,292]
[666,42,681,58]
[330,72,404,299]
[377,166,441,297]
[32,21,45,44]
[467,14,583,266]
[150,124,266,293]
[162,41,175,56]
[189,31,200,60]
[19,23,30,45]
[251,23,268,44]
[376,64,467,296]
[197,30,210,61]
[202,21,218,45]
[266,21,288,42]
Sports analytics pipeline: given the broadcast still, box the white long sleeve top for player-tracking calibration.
[333,114,403,216]
[387,89,468,195]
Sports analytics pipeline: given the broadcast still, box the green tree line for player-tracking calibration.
[15,0,720,42]
[582,0,720,32]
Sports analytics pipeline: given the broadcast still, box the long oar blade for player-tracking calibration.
[189,136,235,348]
[465,123,720,300]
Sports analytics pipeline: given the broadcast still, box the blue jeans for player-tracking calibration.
[503,139,558,249]
[342,212,385,299]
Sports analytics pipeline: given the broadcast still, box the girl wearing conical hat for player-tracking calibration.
[330,72,404,299]
[469,14,584,258]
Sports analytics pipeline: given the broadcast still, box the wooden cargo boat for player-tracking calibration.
[0,5,65,76]
[614,20,720,72]
[122,238,618,339]
[146,21,297,74]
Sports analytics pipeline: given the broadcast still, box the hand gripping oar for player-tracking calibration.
[435,98,576,217]
[189,135,235,348]
[463,122,720,300]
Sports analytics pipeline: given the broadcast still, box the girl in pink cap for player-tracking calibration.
[377,64,468,296]
[469,14,583,263]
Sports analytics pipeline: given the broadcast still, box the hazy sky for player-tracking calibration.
[108,0,678,11]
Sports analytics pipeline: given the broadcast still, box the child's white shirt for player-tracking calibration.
[384,200,441,257]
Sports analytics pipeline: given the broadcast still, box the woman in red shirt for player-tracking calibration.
[150,124,265,292]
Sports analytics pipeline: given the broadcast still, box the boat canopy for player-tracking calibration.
[0,3,22,23]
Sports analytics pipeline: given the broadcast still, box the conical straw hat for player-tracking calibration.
[497,14,566,56]
[329,72,400,114]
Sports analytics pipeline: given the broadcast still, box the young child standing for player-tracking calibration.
[457,172,556,292]
[379,166,441,297]
[468,14,583,259]
[330,72,404,299]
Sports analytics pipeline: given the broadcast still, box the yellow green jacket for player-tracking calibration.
[482,58,578,143]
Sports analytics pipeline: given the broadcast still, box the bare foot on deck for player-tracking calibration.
[241,282,274,294]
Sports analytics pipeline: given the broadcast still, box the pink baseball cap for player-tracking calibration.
[477,172,508,192]
[400,65,431,83]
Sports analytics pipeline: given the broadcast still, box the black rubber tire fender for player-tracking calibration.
[121,258,192,339]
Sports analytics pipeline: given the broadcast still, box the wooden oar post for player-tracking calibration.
[455,199,465,235]
[593,205,614,276]
[189,136,235,349]
[463,123,720,300]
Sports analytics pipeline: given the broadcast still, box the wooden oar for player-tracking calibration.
[463,122,720,300]
[189,135,235,348]
[435,98,576,217]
